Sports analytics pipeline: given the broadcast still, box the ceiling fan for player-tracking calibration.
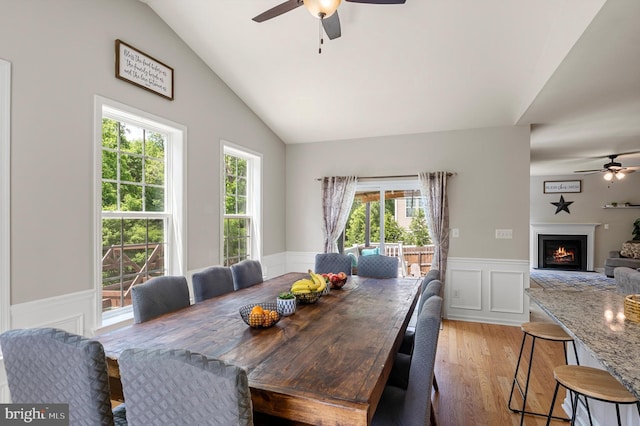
[574,153,640,181]
[252,0,406,43]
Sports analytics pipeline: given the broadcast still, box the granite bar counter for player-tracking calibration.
[527,287,640,400]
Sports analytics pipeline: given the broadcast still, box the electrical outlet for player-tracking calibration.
[604,224,609,230]
[453,290,460,298]
[452,228,459,238]
[496,229,513,239]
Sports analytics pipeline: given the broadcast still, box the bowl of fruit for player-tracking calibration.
[239,303,281,328]
[324,272,348,289]
[289,271,326,304]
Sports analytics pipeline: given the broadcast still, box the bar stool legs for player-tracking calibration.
[508,322,578,424]
[546,365,640,426]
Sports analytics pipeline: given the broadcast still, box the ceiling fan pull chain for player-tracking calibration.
[318,16,324,54]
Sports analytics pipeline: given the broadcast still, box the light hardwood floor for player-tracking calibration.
[433,318,570,426]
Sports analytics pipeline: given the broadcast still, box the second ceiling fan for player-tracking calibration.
[252,0,406,42]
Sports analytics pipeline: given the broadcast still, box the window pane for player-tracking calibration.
[102,182,118,211]
[121,153,143,183]
[119,184,142,211]
[145,158,164,186]
[144,186,164,212]
[145,132,165,160]
[101,218,167,313]
[122,125,144,154]
[102,151,117,180]
[102,118,119,149]
[224,217,250,266]
[237,195,247,215]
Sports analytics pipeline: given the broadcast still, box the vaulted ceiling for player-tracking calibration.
[140,0,640,176]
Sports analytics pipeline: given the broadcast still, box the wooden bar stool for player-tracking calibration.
[546,365,640,426]
[508,322,579,424]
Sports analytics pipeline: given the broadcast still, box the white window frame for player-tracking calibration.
[93,96,186,327]
[0,60,11,332]
[221,142,262,265]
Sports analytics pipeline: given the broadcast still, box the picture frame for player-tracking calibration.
[543,180,582,194]
[115,39,174,100]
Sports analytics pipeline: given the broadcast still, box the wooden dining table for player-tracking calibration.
[94,272,422,426]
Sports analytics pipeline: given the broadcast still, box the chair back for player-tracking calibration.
[314,253,352,275]
[131,275,190,323]
[192,266,234,302]
[357,254,399,278]
[230,259,263,290]
[402,296,443,426]
[119,348,253,426]
[0,328,123,426]
[417,279,442,316]
[420,269,440,294]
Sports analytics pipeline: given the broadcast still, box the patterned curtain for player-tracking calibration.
[321,176,358,253]
[418,171,450,285]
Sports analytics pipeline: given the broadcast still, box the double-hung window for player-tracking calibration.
[95,97,185,323]
[222,144,261,266]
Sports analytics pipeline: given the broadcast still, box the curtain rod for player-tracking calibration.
[315,172,455,181]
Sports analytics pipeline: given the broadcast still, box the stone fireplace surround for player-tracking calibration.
[530,223,600,271]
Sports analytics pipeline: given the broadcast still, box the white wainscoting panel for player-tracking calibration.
[445,258,530,326]
[490,270,525,314]
[9,289,96,336]
[262,252,288,279]
[448,269,482,310]
[285,251,316,275]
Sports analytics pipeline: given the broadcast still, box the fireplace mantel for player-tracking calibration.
[530,223,600,271]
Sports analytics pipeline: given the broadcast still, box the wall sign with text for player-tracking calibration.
[115,39,174,100]
[543,180,581,194]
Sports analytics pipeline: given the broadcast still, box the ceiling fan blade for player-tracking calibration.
[252,0,302,22]
[573,169,604,174]
[346,0,406,3]
[322,12,341,40]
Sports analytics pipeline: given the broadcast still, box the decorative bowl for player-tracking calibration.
[330,277,348,289]
[239,303,281,328]
[292,291,321,304]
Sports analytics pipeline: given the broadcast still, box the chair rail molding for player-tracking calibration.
[1,59,11,333]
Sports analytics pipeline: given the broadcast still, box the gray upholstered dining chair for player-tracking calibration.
[131,275,190,324]
[314,253,352,275]
[388,279,443,390]
[0,327,128,426]
[192,266,234,302]
[357,254,399,278]
[399,272,441,355]
[230,259,264,290]
[118,348,253,426]
[372,296,443,426]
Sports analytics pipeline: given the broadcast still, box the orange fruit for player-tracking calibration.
[250,305,264,316]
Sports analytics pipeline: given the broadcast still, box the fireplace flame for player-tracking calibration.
[553,246,575,262]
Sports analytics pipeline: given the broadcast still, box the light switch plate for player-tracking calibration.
[495,229,513,239]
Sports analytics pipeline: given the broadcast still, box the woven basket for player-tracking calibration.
[624,295,640,323]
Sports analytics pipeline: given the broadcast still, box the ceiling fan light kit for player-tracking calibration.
[304,0,341,18]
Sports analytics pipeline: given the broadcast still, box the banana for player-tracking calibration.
[309,269,327,291]
[316,276,327,293]
[291,278,315,292]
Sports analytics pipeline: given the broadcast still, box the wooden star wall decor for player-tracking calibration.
[551,195,573,214]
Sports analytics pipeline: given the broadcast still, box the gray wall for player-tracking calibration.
[0,0,286,304]
[530,172,640,270]
[286,125,531,261]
